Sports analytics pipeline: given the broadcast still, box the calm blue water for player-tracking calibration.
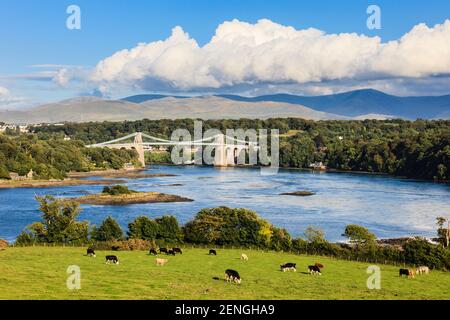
[0,165,449,242]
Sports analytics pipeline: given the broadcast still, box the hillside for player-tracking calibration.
[1,247,449,300]
[217,89,450,119]
[0,96,347,124]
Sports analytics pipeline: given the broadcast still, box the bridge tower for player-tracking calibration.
[134,132,146,167]
[214,134,228,167]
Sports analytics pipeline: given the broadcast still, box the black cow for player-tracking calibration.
[105,255,119,264]
[86,248,96,257]
[399,268,414,278]
[280,263,296,272]
[149,248,158,256]
[159,248,168,254]
[308,265,321,275]
[173,247,183,254]
[209,249,217,255]
[225,269,241,284]
[111,245,120,251]
[167,249,176,256]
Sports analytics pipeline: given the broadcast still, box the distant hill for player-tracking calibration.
[0,96,348,124]
[1,89,448,124]
[121,94,189,103]
[216,89,450,119]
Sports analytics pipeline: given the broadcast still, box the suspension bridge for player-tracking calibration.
[86,132,258,167]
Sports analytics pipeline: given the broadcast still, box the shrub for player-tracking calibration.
[102,185,135,195]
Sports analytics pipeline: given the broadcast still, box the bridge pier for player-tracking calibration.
[134,133,146,167]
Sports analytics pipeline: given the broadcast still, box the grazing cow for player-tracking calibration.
[209,249,217,255]
[155,258,168,266]
[399,268,415,278]
[159,248,168,254]
[416,266,430,275]
[105,255,119,264]
[280,263,297,272]
[149,248,158,256]
[167,249,176,256]
[86,248,96,257]
[173,248,183,254]
[111,245,120,251]
[241,253,248,261]
[308,265,322,275]
[225,269,241,284]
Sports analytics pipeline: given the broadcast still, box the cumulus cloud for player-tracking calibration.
[56,19,450,95]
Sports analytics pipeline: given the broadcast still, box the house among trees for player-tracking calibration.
[9,169,34,181]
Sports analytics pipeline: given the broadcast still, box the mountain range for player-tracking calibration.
[0,89,448,124]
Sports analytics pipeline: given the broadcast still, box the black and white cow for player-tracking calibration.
[280,263,297,272]
[86,248,96,257]
[209,249,217,255]
[167,249,176,256]
[173,247,183,254]
[105,255,119,264]
[308,265,322,275]
[159,248,168,254]
[149,248,158,256]
[225,269,241,284]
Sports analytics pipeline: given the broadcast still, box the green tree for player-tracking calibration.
[127,216,159,240]
[91,216,123,241]
[155,215,183,242]
[304,226,325,243]
[343,224,376,245]
[15,196,89,244]
[270,227,292,251]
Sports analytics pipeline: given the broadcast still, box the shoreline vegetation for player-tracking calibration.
[0,178,127,189]
[67,168,177,179]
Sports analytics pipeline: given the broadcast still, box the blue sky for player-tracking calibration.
[1,0,450,107]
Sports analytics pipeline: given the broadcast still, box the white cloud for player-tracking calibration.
[0,86,28,110]
[76,18,450,94]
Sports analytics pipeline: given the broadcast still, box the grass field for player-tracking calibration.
[0,247,449,300]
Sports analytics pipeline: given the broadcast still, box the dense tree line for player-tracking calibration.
[15,197,450,270]
[0,134,139,180]
[30,118,450,181]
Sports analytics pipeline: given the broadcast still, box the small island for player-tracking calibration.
[280,190,315,196]
[68,185,193,205]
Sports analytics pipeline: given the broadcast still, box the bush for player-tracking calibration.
[92,239,156,251]
[0,239,9,249]
[404,237,449,269]
[102,185,135,195]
